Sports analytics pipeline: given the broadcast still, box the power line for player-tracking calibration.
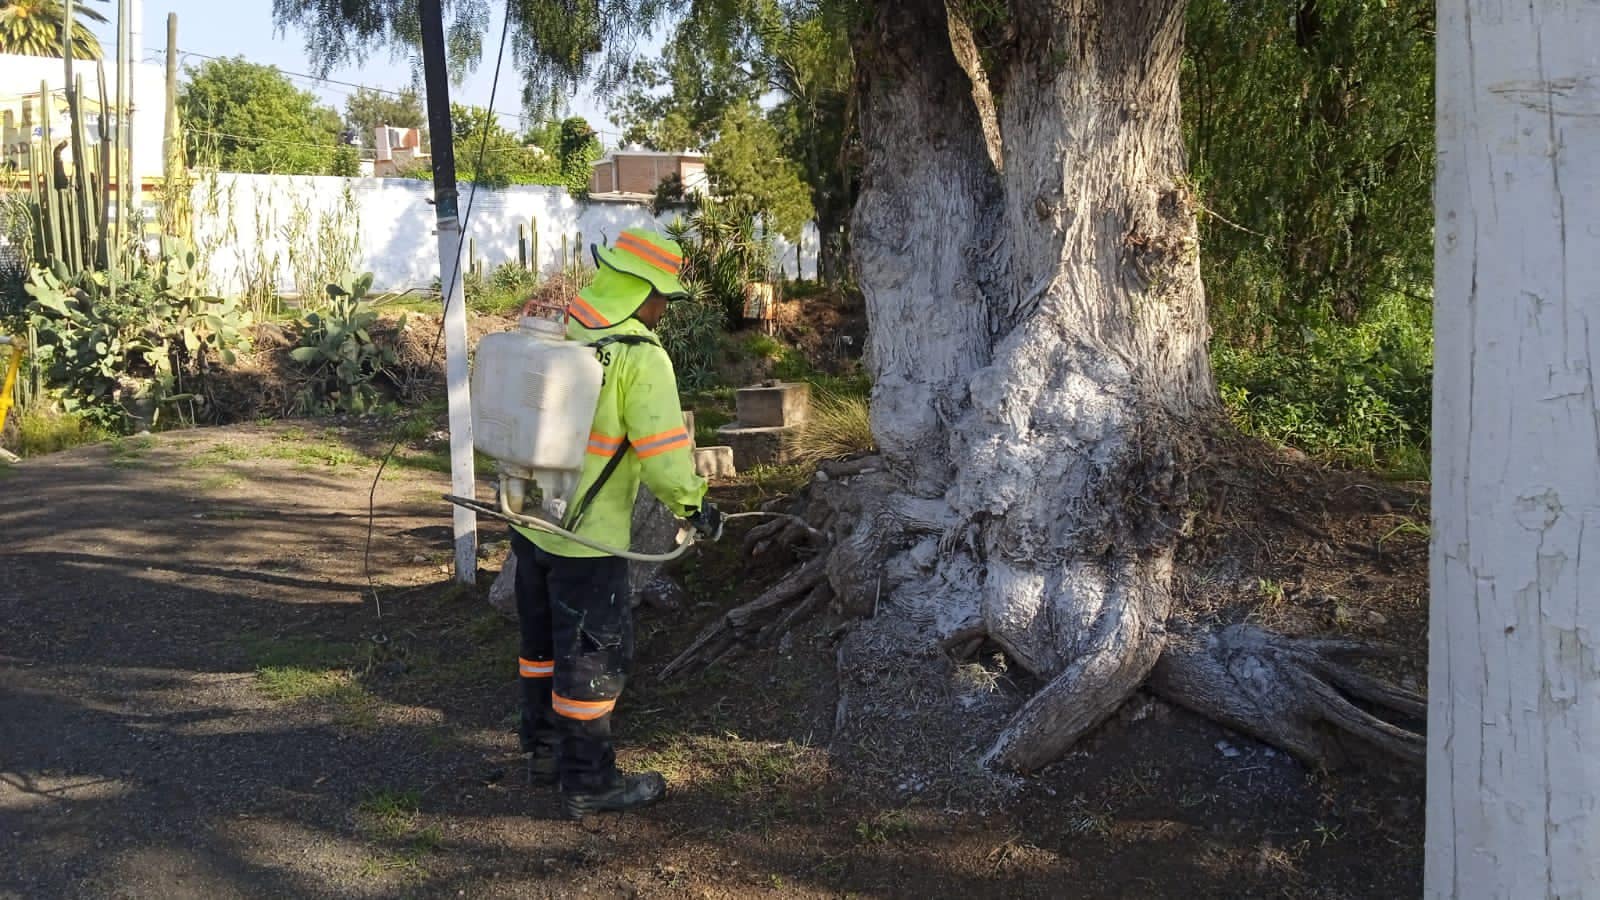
[152,46,623,141]
[186,127,559,161]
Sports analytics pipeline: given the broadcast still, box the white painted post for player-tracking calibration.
[1429,0,1600,895]
[440,224,477,584]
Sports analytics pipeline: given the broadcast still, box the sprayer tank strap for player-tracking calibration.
[560,333,661,532]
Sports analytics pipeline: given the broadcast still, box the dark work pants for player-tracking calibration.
[510,530,633,791]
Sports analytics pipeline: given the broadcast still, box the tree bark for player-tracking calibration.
[745,0,1420,779]
[833,0,1217,773]
[850,0,1005,499]
[1428,0,1600,893]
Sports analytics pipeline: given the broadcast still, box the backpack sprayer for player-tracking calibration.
[442,308,781,562]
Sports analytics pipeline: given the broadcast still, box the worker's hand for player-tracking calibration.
[688,503,724,542]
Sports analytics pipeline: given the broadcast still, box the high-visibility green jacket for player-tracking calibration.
[516,316,707,558]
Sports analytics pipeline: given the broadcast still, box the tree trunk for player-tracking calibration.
[1428,0,1600,893]
[667,0,1424,779]
[835,0,1212,773]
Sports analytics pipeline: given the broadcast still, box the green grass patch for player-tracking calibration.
[633,735,824,803]
[242,636,355,670]
[243,635,372,704]
[785,394,874,464]
[199,473,244,491]
[265,441,365,469]
[256,666,353,702]
[356,788,422,840]
[854,811,913,845]
[184,442,254,469]
[744,333,787,361]
[469,287,527,317]
[741,463,814,499]
[355,790,439,879]
[13,406,110,457]
[106,434,156,468]
[389,448,451,474]
[392,408,442,445]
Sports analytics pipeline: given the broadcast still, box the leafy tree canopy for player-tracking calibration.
[448,105,598,195]
[179,56,345,175]
[1185,0,1435,341]
[272,0,655,111]
[344,86,427,146]
[705,100,813,241]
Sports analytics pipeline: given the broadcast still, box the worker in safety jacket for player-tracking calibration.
[511,227,723,820]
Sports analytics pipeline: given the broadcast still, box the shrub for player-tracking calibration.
[1213,293,1431,474]
[13,405,109,457]
[658,296,726,391]
[666,208,774,327]
[490,261,538,295]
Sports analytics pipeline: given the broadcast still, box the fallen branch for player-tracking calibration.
[659,553,830,680]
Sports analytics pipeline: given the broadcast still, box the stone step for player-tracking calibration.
[736,382,811,428]
[717,423,799,469]
[694,446,737,479]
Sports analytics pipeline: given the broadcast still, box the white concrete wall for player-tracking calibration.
[190,173,819,297]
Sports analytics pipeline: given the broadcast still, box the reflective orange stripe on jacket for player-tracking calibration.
[633,427,691,459]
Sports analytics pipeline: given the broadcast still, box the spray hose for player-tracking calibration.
[442,492,797,563]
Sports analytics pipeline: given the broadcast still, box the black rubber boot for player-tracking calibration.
[561,772,666,820]
[526,753,558,787]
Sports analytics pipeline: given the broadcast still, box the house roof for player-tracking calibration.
[591,150,706,169]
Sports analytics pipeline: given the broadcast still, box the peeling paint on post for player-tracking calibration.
[1429,0,1600,893]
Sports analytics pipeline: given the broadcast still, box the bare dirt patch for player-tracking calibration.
[0,423,1423,898]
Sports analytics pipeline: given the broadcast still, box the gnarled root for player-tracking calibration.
[1148,623,1424,769]
[983,581,1170,774]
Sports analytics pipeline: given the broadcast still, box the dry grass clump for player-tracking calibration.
[786,393,875,464]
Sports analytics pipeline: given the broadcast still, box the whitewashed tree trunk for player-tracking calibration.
[692,0,1424,776]
[836,0,1213,772]
[1428,0,1600,895]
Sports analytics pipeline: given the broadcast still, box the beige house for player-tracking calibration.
[589,150,707,200]
[373,126,429,178]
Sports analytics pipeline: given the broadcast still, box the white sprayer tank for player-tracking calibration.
[471,317,603,518]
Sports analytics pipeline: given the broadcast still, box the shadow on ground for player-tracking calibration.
[0,425,1425,898]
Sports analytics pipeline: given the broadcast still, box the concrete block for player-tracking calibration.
[718,423,798,469]
[694,446,737,479]
[736,382,811,428]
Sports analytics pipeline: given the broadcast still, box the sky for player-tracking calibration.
[84,0,661,146]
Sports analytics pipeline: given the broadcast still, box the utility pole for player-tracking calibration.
[162,13,177,209]
[419,0,477,585]
[126,0,142,218]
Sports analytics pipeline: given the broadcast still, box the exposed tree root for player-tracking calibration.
[983,572,1172,773]
[672,449,1425,776]
[1149,623,1425,768]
